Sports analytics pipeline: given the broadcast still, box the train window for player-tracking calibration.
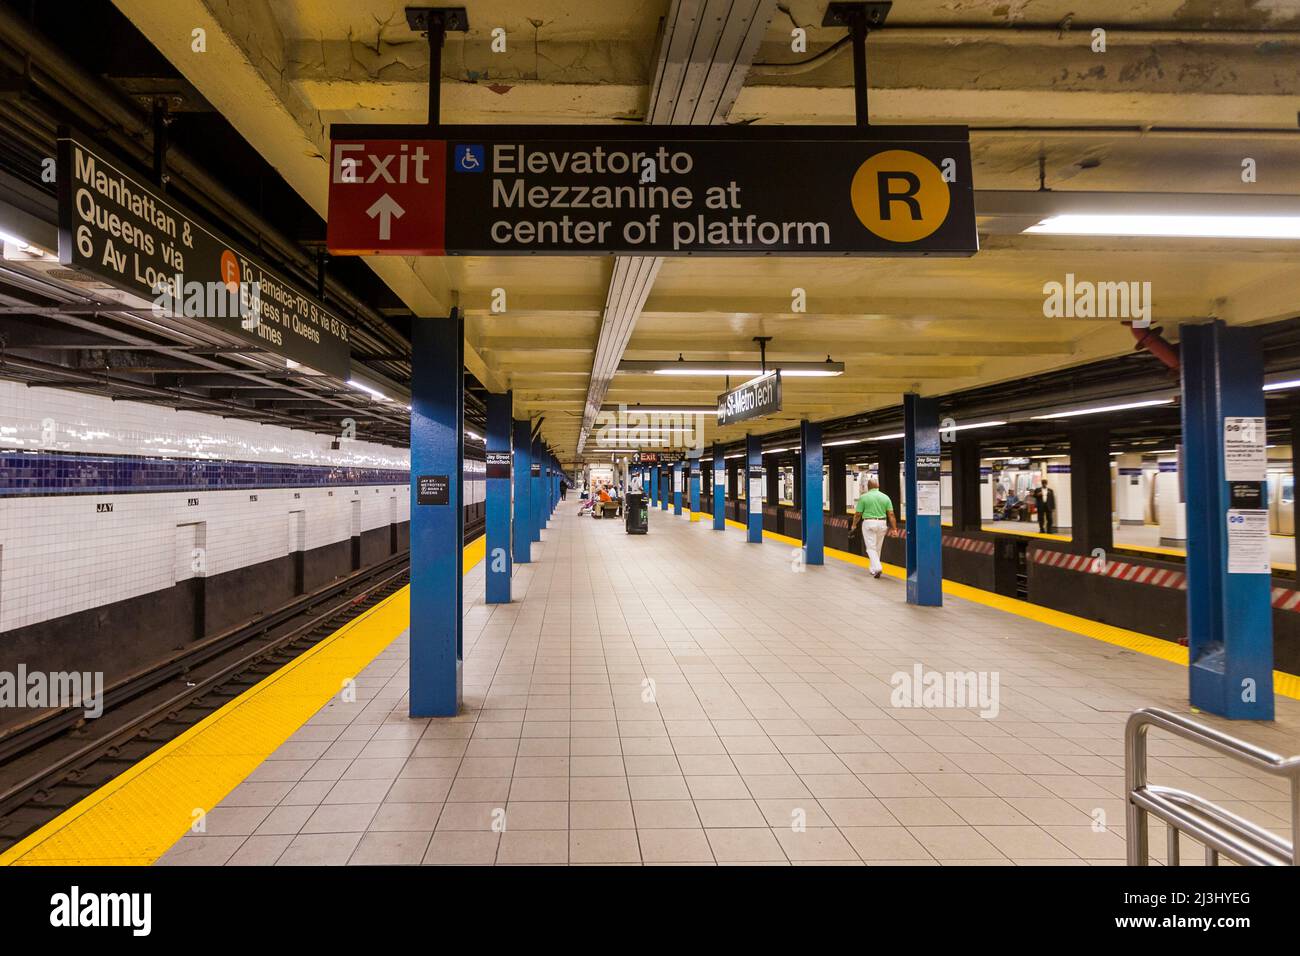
[1283,477,1294,505]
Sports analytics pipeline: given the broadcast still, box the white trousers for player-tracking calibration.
[862,519,887,574]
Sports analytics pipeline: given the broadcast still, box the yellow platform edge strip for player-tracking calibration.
[720,518,1300,702]
[1,536,485,867]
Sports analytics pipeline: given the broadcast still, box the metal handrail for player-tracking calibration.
[1125,707,1300,866]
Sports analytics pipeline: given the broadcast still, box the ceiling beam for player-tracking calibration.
[575,0,778,456]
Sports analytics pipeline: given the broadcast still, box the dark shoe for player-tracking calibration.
[872,570,882,579]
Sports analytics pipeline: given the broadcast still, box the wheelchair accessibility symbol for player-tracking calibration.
[455,145,485,172]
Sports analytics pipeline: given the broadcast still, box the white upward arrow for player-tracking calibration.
[366,194,404,241]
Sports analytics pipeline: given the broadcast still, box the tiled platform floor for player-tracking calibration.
[158,507,1300,866]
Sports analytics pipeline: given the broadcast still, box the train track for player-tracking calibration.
[0,523,477,855]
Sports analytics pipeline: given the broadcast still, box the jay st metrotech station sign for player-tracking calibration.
[325,124,977,258]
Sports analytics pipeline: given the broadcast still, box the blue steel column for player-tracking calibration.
[485,391,512,603]
[673,461,683,515]
[689,457,701,522]
[746,433,762,543]
[904,393,942,606]
[410,313,463,716]
[512,419,532,563]
[712,442,725,530]
[1181,321,1274,719]
[800,421,824,565]
[530,434,543,540]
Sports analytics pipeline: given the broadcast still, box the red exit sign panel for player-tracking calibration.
[326,140,446,255]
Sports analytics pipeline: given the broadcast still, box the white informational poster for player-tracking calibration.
[748,477,764,502]
[1227,509,1271,574]
[673,472,682,494]
[916,480,941,517]
[1224,417,1266,481]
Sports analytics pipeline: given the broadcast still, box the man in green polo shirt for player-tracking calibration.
[851,478,896,579]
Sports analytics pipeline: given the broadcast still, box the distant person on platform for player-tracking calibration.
[1035,479,1056,533]
[851,478,896,579]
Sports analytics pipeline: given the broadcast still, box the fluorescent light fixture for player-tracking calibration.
[465,429,484,442]
[724,453,745,459]
[764,447,790,454]
[1263,379,1300,392]
[946,420,1007,432]
[1025,214,1300,240]
[347,379,388,401]
[1150,448,1178,454]
[0,230,29,250]
[869,432,905,441]
[652,366,841,378]
[601,405,713,414]
[825,438,863,447]
[1031,399,1173,420]
[620,359,844,378]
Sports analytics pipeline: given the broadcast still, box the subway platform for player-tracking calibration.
[18,506,1280,868]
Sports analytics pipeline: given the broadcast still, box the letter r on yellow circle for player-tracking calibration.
[850,150,950,243]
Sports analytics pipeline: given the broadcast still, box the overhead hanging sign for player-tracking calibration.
[57,131,352,380]
[632,451,685,464]
[718,371,782,427]
[327,124,977,257]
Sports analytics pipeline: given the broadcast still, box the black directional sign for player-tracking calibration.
[58,130,352,379]
[485,451,511,479]
[329,123,977,258]
[916,453,941,482]
[417,475,450,506]
[632,451,686,464]
[718,372,782,427]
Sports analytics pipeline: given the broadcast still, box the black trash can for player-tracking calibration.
[625,492,648,534]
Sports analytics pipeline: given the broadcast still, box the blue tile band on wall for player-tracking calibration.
[0,449,425,496]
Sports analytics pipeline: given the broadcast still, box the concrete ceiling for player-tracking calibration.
[112,0,1300,463]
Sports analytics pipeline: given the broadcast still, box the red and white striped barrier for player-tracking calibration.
[1030,547,1300,613]
[944,535,995,556]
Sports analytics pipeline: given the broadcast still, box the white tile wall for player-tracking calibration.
[0,381,413,634]
[0,379,409,470]
[0,485,410,632]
